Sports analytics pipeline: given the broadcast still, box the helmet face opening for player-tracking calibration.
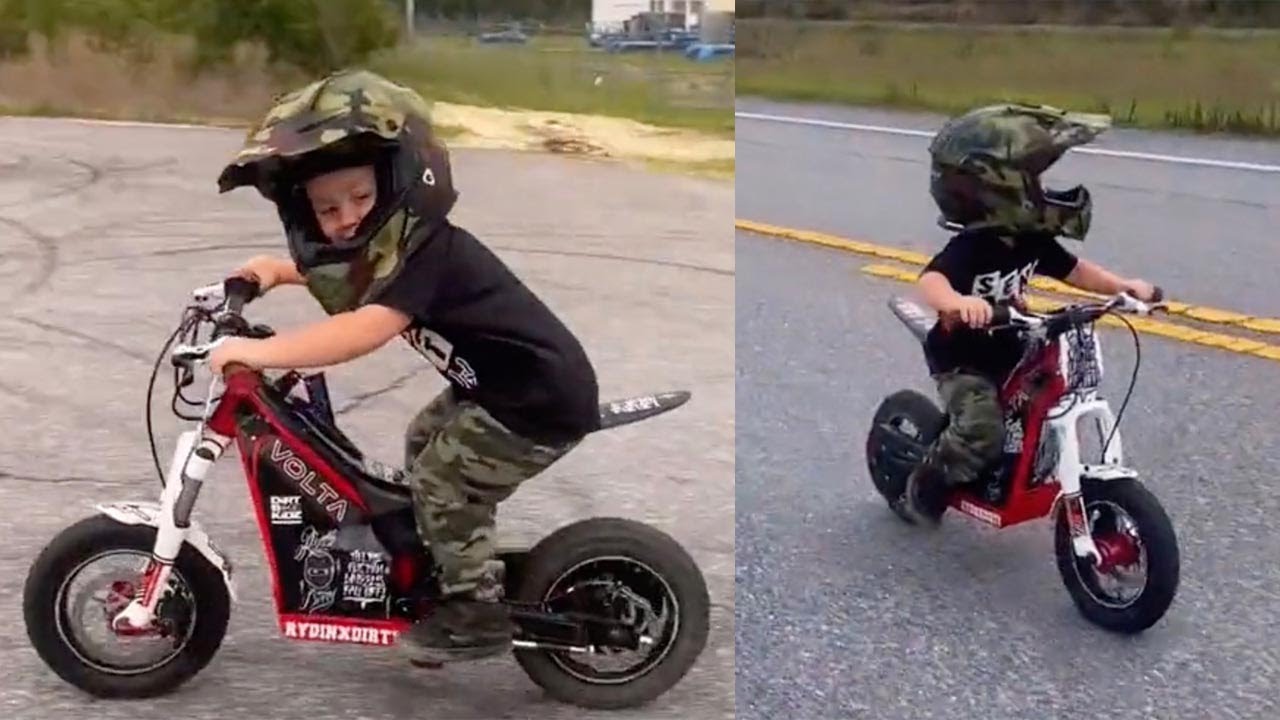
[1040,184,1092,240]
[276,135,412,267]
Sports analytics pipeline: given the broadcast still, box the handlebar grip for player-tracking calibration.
[223,276,260,315]
[989,306,1012,326]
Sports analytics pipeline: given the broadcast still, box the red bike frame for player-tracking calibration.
[946,336,1069,528]
[205,365,415,645]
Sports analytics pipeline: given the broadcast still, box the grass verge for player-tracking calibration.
[0,32,733,179]
[737,20,1280,136]
[369,35,734,137]
[639,156,735,180]
[0,32,733,136]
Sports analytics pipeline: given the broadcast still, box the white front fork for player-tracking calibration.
[113,427,230,631]
[1047,394,1128,565]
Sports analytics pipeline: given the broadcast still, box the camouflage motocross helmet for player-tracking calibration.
[216,69,457,313]
[928,103,1111,240]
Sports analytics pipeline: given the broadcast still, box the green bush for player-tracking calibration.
[185,0,401,74]
[0,0,402,72]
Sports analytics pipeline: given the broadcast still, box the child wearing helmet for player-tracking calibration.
[902,103,1159,527]
[210,69,600,662]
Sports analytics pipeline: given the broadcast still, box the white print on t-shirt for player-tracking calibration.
[971,261,1038,303]
[402,327,479,390]
[450,357,478,388]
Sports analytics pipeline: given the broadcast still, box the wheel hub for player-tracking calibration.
[56,549,197,675]
[1093,532,1140,574]
[539,556,679,684]
[101,579,176,638]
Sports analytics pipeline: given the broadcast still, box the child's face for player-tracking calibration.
[304,165,377,242]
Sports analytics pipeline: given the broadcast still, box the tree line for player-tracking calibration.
[737,0,1280,27]
[0,0,597,75]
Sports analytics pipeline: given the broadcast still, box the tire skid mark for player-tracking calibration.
[504,246,733,277]
[0,377,63,407]
[0,156,101,210]
[0,375,133,427]
[335,367,431,416]
[0,155,177,213]
[64,240,736,277]
[0,154,32,174]
[9,315,153,364]
[0,469,129,486]
[0,216,59,301]
[71,240,280,265]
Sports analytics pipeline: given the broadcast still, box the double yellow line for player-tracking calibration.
[737,219,1280,364]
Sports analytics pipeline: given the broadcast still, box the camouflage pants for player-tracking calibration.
[404,387,580,601]
[923,370,1005,486]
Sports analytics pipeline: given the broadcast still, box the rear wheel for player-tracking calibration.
[512,518,710,710]
[866,389,946,521]
[23,515,230,697]
[1054,478,1179,634]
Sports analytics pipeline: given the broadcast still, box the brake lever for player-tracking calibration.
[170,337,228,368]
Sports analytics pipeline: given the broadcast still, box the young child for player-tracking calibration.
[903,103,1158,526]
[210,69,601,663]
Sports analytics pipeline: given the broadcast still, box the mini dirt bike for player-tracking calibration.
[865,289,1180,634]
[23,277,710,710]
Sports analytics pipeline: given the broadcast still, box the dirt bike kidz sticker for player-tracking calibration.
[270,495,302,525]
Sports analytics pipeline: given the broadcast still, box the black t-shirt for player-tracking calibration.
[369,222,601,444]
[921,230,1079,381]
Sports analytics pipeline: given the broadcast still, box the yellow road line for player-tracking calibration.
[737,218,1280,335]
[861,263,1280,363]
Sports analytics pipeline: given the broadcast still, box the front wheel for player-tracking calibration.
[1054,477,1180,634]
[22,515,230,698]
[512,517,710,710]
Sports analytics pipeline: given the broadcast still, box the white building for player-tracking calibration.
[591,0,651,27]
[591,0,734,32]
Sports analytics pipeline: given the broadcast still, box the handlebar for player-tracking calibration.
[222,276,260,317]
[171,277,272,374]
[988,287,1166,334]
[191,276,260,313]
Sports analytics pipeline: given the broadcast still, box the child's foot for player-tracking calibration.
[903,463,950,527]
[400,598,513,664]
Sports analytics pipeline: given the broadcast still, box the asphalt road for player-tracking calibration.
[0,116,734,720]
[737,97,1280,319]
[736,99,1280,720]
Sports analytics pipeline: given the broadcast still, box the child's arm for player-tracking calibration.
[270,257,306,286]
[233,255,305,291]
[918,270,992,327]
[918,271,965,312]
[210,304,412,373]
[1063,258,1156,300]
